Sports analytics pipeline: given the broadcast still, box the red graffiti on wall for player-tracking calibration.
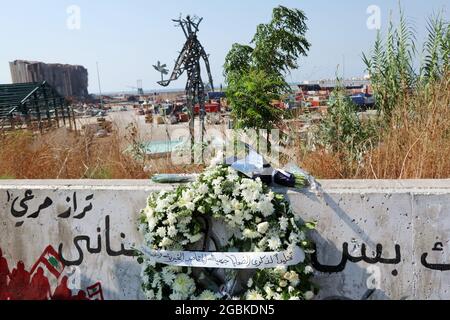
[0,246,104,300]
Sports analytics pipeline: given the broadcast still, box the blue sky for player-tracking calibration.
[0,0,448,93]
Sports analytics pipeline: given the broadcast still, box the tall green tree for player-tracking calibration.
[226,69,285,130]
[224,6,310,131]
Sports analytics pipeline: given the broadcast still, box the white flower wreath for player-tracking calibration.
[136,164,317,300]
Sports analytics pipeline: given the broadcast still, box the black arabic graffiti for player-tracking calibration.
[10,190,53,227]
[7,190,94,227]
[58,215,135,267]
[421,242,450,271]
[312,241,450,273]
[311,242,402,273]
[6,190,450,273]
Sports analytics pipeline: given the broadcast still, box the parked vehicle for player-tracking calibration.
[194,103,221,115]
[178,113,189,122]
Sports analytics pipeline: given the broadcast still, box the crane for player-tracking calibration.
[126,80,144,95]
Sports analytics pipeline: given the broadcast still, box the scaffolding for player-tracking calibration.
[0,81,75,132]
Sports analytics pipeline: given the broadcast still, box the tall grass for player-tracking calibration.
[312,80,378,177]
[0,124,203,179]
[299,8,449,179]
[361,74,450,179]
[362,8,417,120]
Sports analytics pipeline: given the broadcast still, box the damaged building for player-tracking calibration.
[9,60,89,98]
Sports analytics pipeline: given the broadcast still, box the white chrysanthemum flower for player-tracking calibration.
[161,268,176,285]
[213,186,222,195]
[156,287,163,300]
[155,203,165,213]
[264,285,274,299]
[267,236,282,250]
[247,278,253,288]
[179,190,196,211]
[167,225,177,238]
[287,271,300,286]
[289,295,300,300]
[212,176,224,186]
[257,222,270,234]
[243,229,260,239]
[222,200,233,214]
[167,212,177,225]
[246,289,264,300]
[143,257,156,268]
[279,217,289,231]
[243,211,253,221]
[169,292,184,300]
[144,207,154,219]
[304,291,315,300]
[168,266,183,273]
[197,290,219,300]
[160,237,173,247]
[241,189,259,204]
[186,202,195,211]
[227,211,245,228]
[227,174,239,182]
[258,198,274,217]
[144,289,155,300]
[172,274,196,296]
[258,237,267,249]
[290,218,299,229]
[273,293,282,299]
[231,198,243,211]
[288,232,300,244]
[144,232,154,245]
[304,266,314,275]
[279,280,288,288]
[152,274,161,288]
[156,227,166,238]
[147,216,158,232]
[274,266,287,276]
[198,183,209,195]
[179,216,192,226]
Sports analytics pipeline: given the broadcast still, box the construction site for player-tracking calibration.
[0,5,448,180]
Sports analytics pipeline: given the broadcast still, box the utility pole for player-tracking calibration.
[96,62,104,108]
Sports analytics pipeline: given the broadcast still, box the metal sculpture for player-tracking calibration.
[154,15,214,161]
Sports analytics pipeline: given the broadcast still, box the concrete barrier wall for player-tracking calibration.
[0,180,449,300]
